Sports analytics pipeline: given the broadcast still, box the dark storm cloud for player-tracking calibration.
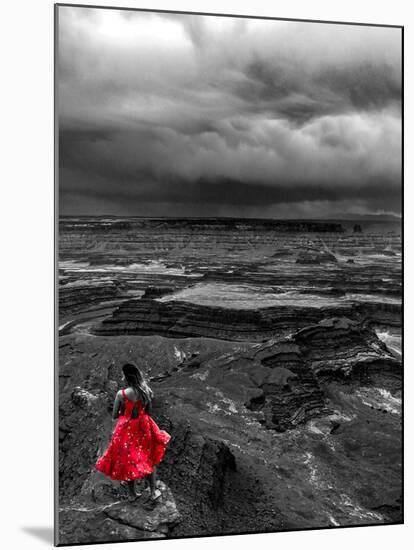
[58,7,402,217]
[240,59,401,125]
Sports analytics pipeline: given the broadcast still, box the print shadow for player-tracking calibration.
[21,526,54,544]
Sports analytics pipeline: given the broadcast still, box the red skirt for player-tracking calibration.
[95,401,171,481]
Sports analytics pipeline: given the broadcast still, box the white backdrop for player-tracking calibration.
[1,1,411,549]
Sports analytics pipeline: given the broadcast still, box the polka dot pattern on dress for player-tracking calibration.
[95,389,171,481]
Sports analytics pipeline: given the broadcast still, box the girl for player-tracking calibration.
[95,362,171,501]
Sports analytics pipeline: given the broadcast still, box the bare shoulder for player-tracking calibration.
[124,386,139,400]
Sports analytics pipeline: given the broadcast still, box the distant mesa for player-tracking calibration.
[59,217,345,233]
[296,249,337,265]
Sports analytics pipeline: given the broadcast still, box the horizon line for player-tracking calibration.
[58,214,402,220]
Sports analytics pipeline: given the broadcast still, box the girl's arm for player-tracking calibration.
[145,399,153,414]
[112,390,123,420]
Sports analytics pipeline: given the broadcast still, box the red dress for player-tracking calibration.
[95,389,171,481]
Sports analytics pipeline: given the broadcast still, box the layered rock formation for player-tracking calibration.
[142,286,175,299]
[294,318,401,385]
[59,280,125,317]
[92,297,401,341]
[161,317,399,432]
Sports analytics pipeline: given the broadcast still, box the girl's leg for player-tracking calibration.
[149,468,157,496]
[127,480,136,498]
[148,468,161,500]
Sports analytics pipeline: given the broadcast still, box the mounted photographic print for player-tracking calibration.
[55,3,403,546]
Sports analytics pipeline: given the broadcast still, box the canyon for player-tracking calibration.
[58,217,402,544]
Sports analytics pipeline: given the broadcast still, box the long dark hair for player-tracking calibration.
[122,363,153,406]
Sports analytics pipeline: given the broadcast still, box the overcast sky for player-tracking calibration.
[58,7,402,218]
